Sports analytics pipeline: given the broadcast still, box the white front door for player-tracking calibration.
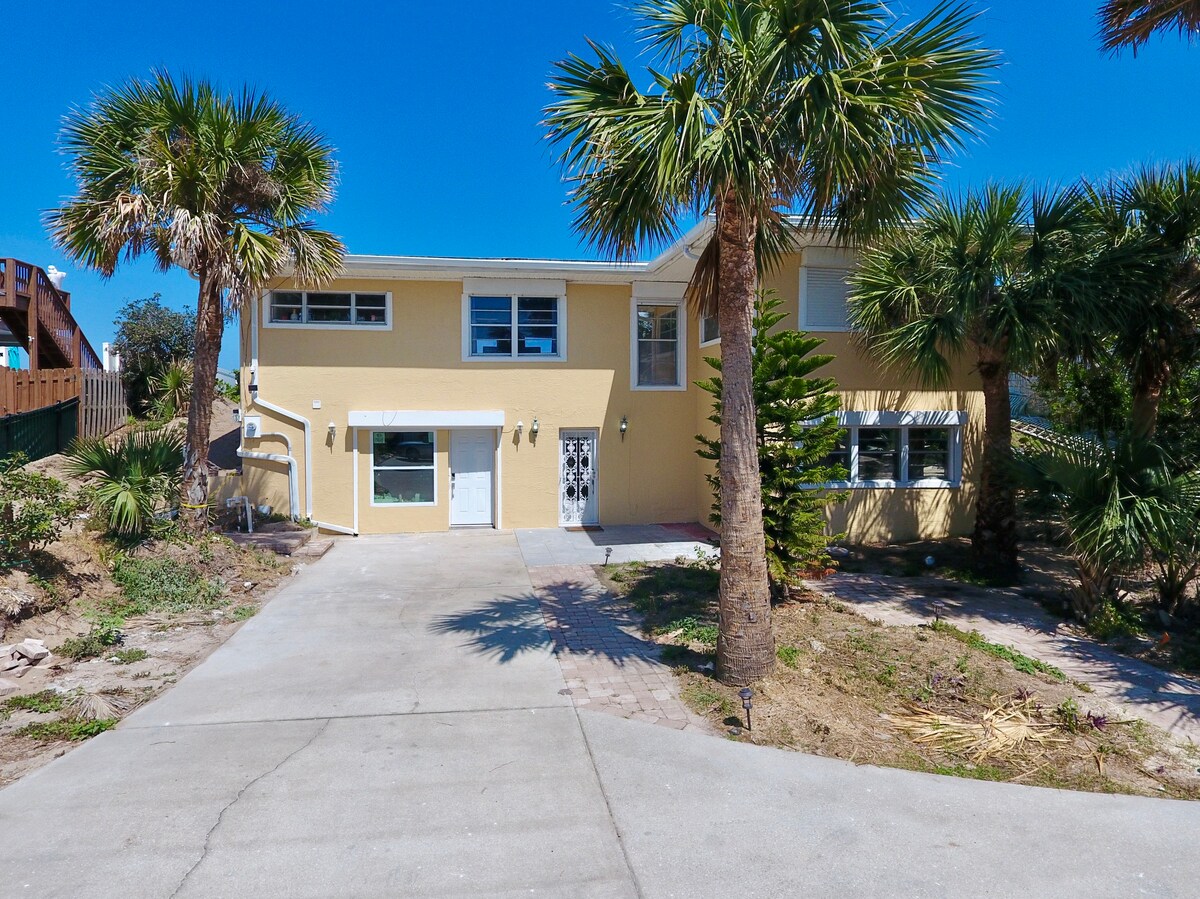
[450,430,494,526]
[559,429,599,526]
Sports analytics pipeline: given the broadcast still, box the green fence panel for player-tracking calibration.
[0,399,80,463]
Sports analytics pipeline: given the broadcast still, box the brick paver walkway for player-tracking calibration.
[528,564,709,732]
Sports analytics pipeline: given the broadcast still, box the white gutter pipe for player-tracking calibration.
[236,429,300,522]
[248,295,357,534]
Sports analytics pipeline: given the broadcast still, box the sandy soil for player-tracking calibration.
[602,561,1200,799]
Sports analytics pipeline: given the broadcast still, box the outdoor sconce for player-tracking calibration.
[327,421,337,439]
[739,688,753,731]
[516,420,524,436]
[619,415,628,439]
[530,418,539,437]
[233,408,241,423]
[248,377,259,396]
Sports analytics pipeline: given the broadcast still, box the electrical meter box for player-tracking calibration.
[243,416,263,439]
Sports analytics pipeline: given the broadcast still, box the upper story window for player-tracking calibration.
[267,291,389,327]
[800,266,852,331]
[634,302,683,388]
[467,295,563,358]
[815,411,965,488]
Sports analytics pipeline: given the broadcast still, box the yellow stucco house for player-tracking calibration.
[230,221,981,541]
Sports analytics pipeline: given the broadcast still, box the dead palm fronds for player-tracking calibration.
[890,696,1070,761]
[65,688,136,721]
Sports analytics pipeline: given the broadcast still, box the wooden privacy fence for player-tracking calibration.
[79,369,127,440]
[0,399,79,462]
[0,369,79,417]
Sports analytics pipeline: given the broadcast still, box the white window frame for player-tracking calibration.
[630,285,687,391]
[699,314,721,347]
[262,290,392,330]
[816,411,965,489]
[460,278,568,362]
[370,430,438,507]
[799,265,852,332]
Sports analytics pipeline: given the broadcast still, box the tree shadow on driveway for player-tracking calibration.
[428,574,670,670]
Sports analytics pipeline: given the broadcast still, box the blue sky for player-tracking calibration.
[0,1,1197,369]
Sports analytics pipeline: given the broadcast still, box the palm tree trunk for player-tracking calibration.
[715,196,774,685]
[1130,369,1166,438]
[972,350,1019,578]
[180,273,224,534]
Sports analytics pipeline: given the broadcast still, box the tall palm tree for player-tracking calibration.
[545,0,996,683]
[1099,0,1200,52]
[1084,161,1200,437]
[47,72,344,532]
[848,185,1106,578]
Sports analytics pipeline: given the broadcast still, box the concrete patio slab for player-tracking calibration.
[516,523,716,567]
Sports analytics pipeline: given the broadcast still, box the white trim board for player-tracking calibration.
[348,410,505,429]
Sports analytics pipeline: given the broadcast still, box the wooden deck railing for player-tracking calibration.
[0,257,101,370]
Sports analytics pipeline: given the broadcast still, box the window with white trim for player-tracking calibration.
[372,432,436,505]
[801,267,851,330]
[269,291,388,326]
[818,413,964,487]
[467,295,563,358]
[699,314,721,345]
[635,303,682,387]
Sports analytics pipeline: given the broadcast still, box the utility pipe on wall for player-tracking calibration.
[248,293,357,534]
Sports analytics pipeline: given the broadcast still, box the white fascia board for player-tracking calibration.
[463,278,567,296]
[832,410,968,427]
[348,410,505,429]
[632,280,689,300]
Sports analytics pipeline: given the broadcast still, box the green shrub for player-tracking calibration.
[2,690,65,714]
[16,717,117,742]
[777,644,803,668]
[0,456,81,563]
[109,554,224,614]
[66,429,183,537]
[673,616,719,648]
[1087,600,1145,640]
[58,622,123,661]
[111,648,149,664]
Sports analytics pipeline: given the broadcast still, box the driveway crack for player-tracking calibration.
[168,718,331,897]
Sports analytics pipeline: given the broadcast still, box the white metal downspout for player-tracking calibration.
[249,294,357,535]
[236,429,300,522]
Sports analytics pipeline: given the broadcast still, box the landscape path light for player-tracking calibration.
[739,688,753,731]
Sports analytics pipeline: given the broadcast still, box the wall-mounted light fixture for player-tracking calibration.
[248,377,259,396]
[516,420,524,436]
[530,418,539,437]
[327,421,337,439]
[619,415,628,440]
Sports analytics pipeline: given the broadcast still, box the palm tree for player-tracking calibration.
[1084,161,1200,438]
[1099,0,1200,52]
[545,0,996,684]
[848,184,1106,578]
[47,72,344,532]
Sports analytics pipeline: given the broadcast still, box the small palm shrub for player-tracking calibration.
[66,430,183,537]
[149,360,192,421]
[1020,436,1200,618]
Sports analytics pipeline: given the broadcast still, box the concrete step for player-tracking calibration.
[224,527,316,556]
[291,538,335,562]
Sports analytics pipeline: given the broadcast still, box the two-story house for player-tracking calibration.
[231,220,980,542]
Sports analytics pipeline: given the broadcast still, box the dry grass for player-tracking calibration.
[605,561,1200,799]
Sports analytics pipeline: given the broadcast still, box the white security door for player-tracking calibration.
[450,430,494,526]
[559,429,599,526]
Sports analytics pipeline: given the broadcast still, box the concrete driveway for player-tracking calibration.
[0,531,1198,898]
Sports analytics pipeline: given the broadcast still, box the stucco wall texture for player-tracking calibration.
[231,248,981,543]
